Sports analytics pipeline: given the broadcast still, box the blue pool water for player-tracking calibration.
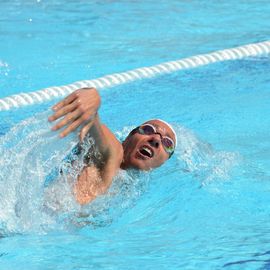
[1,1,270,269]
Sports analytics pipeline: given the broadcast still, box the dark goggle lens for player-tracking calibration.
[139,125,155,135]
[162,137,174,153]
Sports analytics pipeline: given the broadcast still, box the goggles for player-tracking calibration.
[131,123,175,157]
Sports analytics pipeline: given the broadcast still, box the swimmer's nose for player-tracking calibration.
[148,134,161,148]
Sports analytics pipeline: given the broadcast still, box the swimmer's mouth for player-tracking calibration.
[139,145,154,158]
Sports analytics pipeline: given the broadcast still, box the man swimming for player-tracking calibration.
[48,88,177,205]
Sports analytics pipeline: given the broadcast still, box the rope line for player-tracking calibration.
[1,40,270,111]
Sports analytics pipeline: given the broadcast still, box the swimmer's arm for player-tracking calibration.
[75,113,122,205]
[80,114,120,163]
[81,116,123,183]
[74,122,122,205]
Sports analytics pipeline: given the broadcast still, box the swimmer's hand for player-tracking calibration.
[48,88,101,138]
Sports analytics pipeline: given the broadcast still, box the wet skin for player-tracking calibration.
[121,120,176,171]
[49,88,176,204]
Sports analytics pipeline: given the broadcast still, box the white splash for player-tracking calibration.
[0,114,149,234]
[0,61,8,68]
[0,110,81,234]
[173,125,239,185]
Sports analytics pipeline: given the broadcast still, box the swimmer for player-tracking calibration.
[48,88,176,205]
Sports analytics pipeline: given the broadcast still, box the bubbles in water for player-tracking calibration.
[0,114,149,235]
[0,110,79,234]
[0,60,10,77]
[0,61,8,68]
[173,125,239,185]
[0,112,238,235]
[114,125,135,142]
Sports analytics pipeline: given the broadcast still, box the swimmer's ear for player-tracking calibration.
[79,121,94,141]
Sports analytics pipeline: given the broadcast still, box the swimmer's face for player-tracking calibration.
[122,120,176,170]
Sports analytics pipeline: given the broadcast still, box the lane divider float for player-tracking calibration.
[0,40,270,111]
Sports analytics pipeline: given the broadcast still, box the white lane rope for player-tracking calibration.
[1,40,270,111]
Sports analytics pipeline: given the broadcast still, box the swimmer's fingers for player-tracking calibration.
[54,109,96,137]
[51,109,81,131]
[52,91,78,111]
[48,101,78,122]
[59,118,83,138]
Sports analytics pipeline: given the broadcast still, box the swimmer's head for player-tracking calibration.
[121,119,177,170]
